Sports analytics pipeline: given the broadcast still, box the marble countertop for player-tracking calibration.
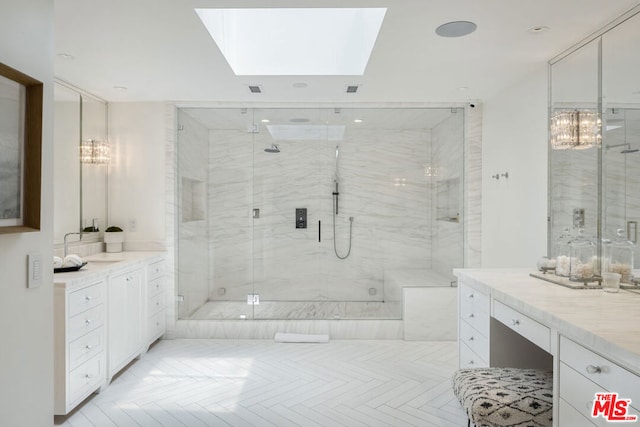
[454,268,640,374]
[54,251,166,289]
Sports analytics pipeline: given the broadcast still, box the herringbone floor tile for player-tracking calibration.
[56,339,467,426]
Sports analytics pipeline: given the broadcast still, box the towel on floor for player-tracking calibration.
[274,333,329,343]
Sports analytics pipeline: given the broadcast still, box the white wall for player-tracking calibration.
[108,102,167,249]
[0,1,54,425]
[481,63,549,267]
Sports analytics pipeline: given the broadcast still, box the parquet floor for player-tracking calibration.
[56,339,467,426]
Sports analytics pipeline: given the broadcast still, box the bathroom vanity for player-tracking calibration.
[455,269,640,426]
[53,251,167,415]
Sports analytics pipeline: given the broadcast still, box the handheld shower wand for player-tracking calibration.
[333,181,339,215]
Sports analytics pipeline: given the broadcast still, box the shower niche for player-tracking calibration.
[436,178,460,222]
[176,107,467,320]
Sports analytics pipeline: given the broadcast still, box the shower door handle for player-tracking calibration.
[318,220,321,242]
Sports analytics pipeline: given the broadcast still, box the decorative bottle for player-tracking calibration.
[604,228,634,283]
[569,229,596,282]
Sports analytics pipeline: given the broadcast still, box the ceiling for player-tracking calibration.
[54,0,640,104]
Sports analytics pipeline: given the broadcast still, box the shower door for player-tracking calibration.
[176,106,466,321]
[251,108,329,319]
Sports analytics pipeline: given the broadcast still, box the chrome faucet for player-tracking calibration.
[63,232,81,257]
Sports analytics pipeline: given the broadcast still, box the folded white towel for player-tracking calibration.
[53,256,63,268]
[62,254,83,268]
[274,333,329,343]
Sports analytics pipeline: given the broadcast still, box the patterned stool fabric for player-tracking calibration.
[452,367,553,427]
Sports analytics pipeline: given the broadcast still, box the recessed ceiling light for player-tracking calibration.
[354,119,363,123]
[113,86,128,91]
[261,119,270,123]
[195,8,386,75]
[458,86,469,91]
[293,82,308,89]
[57,53,75,60]
[529,26,550,34]
[435,21,477,38]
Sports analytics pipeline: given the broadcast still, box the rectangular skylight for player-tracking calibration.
[195,8,387,76]
[266,125,345,141]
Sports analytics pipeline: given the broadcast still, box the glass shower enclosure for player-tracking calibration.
[176,107,465,320]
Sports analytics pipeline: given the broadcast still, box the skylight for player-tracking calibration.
[195,8,387,76]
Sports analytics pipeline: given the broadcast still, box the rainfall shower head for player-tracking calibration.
[264,144,280,153]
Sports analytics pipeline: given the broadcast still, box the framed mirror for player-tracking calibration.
[0,62,43,234]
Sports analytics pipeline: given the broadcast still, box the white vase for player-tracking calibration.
[104,231,124,253]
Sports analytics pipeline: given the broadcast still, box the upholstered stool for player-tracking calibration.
[452,367,553,427]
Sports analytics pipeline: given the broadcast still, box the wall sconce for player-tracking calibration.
[550,110,601,150]
[80,139,110,164]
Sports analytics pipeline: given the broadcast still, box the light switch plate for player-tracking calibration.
[27,252,43,289]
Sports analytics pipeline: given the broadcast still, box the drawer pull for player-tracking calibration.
[468,313,474,319]
[85,344,92,350]
[84,374,93,379]
[586,365,602,374]
[511,319,520,326]
[85,319,93,325]
[84,296,92,302]
[467,293,474,299]
[468,336,474,341]
[468,360,474,365]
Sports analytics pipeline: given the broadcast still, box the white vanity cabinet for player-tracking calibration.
[457,282,490,368]
[55,252,168,413]
[454,269,640,427]
[145,258,167,347]
[558,336,640,426]
[54,277,107,415]
[108,264,145,380]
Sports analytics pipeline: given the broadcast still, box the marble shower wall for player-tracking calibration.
[431,112,464,279]
[174,107,473,312]
[177,110,210,317]
[208,121,437,302]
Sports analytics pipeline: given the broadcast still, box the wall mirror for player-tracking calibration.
[53,81,108,245]
[549,8,640,273]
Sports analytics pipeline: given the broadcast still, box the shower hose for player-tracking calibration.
[332,197,353,259]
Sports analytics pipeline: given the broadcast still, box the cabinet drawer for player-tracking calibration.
[560,361,639,426]
[459,341,488,369]
[147,276,165,298]
[148,310,166,341]
[68,354,104,404]
[459,284,489,335]
[69,326,104,370]
[147,293,165,315]
[68,304,103,342]
[559,398,596,427]
[69,281,105,317]
[560,336,640,408]
[459,319,489,360]
[147,259,166,282]
[493,301,550,352]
